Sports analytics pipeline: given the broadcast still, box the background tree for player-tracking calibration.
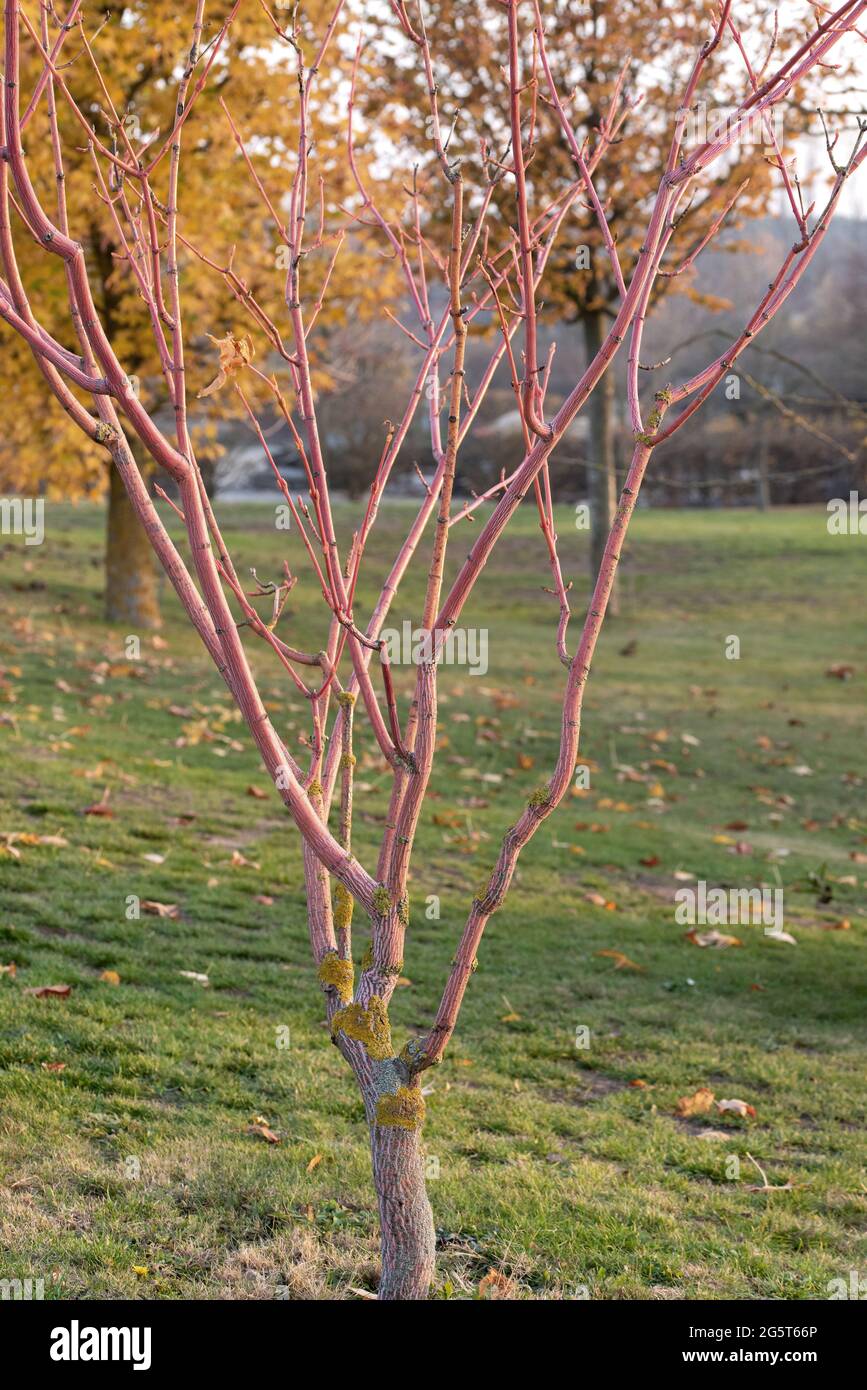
[368,0,834,608]
[0,0,391,627]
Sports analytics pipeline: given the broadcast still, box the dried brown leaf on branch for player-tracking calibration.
[198,333,255,398]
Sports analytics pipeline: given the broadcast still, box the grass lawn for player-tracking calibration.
[0,499,865,1300]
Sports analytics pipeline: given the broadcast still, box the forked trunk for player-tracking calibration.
[369,1113,436,1300]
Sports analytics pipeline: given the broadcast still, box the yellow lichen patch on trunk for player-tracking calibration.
[331,996,392,1059]
[375,1086,426,1130]
[317,950,354,1003]
[333,882,354,934]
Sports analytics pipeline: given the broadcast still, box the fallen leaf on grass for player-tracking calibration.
[0,962,16,977]
[826,663,855,680]
[595,949,644,971]
[822,919,851,931]
[248,1123,280,1145]
[82,789,114,817]
[717,1098,756,1118]
[141,900,180,919]
[246,785,268,799]
[639,855,659,867]
[478,1268,516,1300]
[230,850,261,870]
[41,1061,66,1072]
[765,929,797,945]
[24,984,72,998]
[676,1087,715,1117]
[585,892,617,910]
[99,970,121,986]
[178,970,209,986]
[306,1153,322,1173]
[684,929,743,949]
[254,894,274,906]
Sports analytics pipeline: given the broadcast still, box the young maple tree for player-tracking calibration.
[1,0,864,1299]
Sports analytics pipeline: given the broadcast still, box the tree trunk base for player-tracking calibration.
[370,1117,436,1300]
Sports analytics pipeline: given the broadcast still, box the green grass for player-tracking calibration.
[0,500,865,1300]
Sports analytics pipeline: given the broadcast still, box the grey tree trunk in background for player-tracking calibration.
[105,462,161,630]
[583,309,619,616]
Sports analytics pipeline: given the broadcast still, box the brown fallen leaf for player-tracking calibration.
[246,785,268,800]
[585,891,617,909]
[826,662,855,680]
[41,1061,66,1072]
[99,970,121,986]
[676,1087,715,1117]
[0,962,16,977]
[822,919,851,931]
[629,1078,650,1088]
[595,949,644,971]
[248,1123,280,1145]
[639,855,659,867]
[478,1268,516,1300]
[717,1097,756,1118]
[24,984,72,998]
[141,900,180,919]
[230,850,261,869]
[254,894,275,906]
[306,1153,323,1173]
[684,929,743,949]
